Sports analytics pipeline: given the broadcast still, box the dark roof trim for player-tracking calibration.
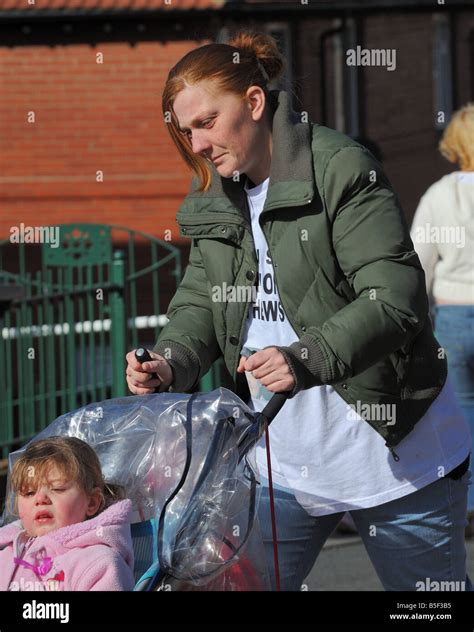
[0,0,472,22]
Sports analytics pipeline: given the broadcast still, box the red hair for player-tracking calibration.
[162,31,285,192]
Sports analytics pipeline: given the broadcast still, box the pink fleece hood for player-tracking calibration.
[0,499,135,591]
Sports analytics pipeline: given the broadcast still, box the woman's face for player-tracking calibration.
[172,81,271,182]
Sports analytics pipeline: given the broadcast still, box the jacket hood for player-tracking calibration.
[0,499,133,565]
[176,90,316,222]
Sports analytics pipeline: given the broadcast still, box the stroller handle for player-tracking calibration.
[135,347,161,387]
[135,348,290,424]
[261,392,290,425]
[241,349,290,425]
[135,347,155,366]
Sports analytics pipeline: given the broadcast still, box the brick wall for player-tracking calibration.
[0,38,207,244]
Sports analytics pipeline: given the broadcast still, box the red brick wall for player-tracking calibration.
[0,39,209,244]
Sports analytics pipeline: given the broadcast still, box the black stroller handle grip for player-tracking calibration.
[261,392,290,425]
[240,348,290,425]
[135,347,160,384]
[135,347,153,363]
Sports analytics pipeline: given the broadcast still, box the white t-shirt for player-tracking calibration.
[242,176,471,517]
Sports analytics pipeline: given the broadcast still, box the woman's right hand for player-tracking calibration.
[125,349,174,395]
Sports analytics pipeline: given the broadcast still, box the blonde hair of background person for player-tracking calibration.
[439,102,474,173]
[410,103,474,306]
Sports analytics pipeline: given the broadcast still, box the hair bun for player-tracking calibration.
[227,31,285,83]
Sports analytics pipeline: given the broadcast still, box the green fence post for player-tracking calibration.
[199,365,215,392]
[110,250,126,397]
[0,310,14,459]
[65,267,77,412]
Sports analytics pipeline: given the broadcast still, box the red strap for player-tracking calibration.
[264,425,281,591]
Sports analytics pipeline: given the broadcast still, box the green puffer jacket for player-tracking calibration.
[154,89,447,449]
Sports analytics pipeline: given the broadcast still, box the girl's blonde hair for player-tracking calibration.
[439,103,474,171]
[7,436,124,519]
[162,31,285,192]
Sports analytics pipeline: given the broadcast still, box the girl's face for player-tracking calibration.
[17,465,102,537]
[172,81,271,183]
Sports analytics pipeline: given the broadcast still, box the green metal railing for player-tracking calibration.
[0,223,189,458]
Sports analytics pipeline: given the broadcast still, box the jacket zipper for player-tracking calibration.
[386,444,400,461]
[233,195,260,374]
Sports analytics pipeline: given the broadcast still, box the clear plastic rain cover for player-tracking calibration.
[2,388,271,591]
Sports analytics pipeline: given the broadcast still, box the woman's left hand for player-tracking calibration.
[236,347,295,393]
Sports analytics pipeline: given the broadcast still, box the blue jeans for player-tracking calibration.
[434,304,474,509]
[258,470,472,591]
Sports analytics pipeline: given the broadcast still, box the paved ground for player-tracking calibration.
[305,532,474,590]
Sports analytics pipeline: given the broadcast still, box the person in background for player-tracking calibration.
[411,103,474,536]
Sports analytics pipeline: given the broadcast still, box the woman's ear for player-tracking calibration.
[246,86,266,122]
[86,487,104,517]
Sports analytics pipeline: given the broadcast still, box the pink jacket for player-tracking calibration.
[0,499,135,591]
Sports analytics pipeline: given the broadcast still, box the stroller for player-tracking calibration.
[2,369,288,592]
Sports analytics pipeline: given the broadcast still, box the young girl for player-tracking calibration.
[0,436,135,591]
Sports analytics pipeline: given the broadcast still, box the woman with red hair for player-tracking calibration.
[126,31,471,591]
